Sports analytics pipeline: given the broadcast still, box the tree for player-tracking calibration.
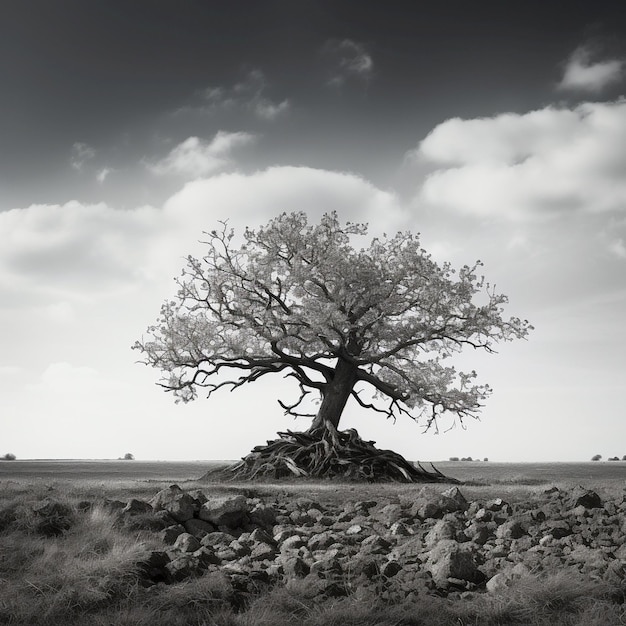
[134,212,531,481]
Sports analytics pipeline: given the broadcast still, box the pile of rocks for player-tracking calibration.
[116,484,626,599]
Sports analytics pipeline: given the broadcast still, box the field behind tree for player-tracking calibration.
[2,459,625,486]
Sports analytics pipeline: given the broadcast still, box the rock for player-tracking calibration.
[495,519,526,540]
[250,542,277,562]
[137,550,171,584]
[411,489,467,520]
[150,485,197,523]
[161,524,186,545]
[571,487,603,509]
[198,495,250,528]
[381,560,402,578]
[277,554,310,578]
[465,522,492,546]
[166,553,201,581]
[426,540,483,588]
[360,534,392,554]
[249,503,277,529]
[174,532,201,553]
[424,519,460,548]
[201,531,237,549]
[280,534,306,552]
[184,518,216,539]
[122,499,153,515]
[377,503,405,525]
[486,564,531,593]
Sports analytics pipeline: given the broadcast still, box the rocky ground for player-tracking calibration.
[74,482,626,603]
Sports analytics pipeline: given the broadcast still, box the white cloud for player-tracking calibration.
[325,39,374,86]
[147,132,255,178]
[70,142,95,170]
[558,45,625,93]
[163,165,405,237]
[413,99,626,219]
[182,69,291,121]
[609,238,626,259]
[0,201,162,298]
[96,167,112,183]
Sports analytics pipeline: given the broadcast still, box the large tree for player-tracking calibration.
[134,212,531,481]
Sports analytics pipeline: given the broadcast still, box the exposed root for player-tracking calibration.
[225,426,456,483]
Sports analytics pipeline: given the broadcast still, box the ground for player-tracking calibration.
[0,460,624,625]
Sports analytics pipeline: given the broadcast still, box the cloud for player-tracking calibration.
[0,167,406,309]
[147,132,255,178]
[0,201,163,298]
[70,142,95,170]
[163,165,405,237]
[557,45,625,93]
[325,39,374,86]
[181,69,290,121]
[608,238,626,259]
[412,99,626,220]
[96,167,112,183]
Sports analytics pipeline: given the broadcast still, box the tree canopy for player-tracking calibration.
[134,211,532,438]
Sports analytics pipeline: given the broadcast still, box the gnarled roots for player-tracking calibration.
[228,424,454,483]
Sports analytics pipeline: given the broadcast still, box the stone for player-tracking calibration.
[280,534,306,552]
[424,519,458,548]
[137,550,171,584]
[150,485,197,523]
[122,499,153,515]
[571,487,603,509]
[201,531,236,549]
[183,518,215,539]
[249,503,277,529]
[496,519,526,540]
[426,540,483,587]
[174,532,201,553]
[198,495,250,528]
[161,524,186,545]
[250,542,278,562]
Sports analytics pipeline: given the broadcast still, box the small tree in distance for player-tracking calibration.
[134,212,532,481]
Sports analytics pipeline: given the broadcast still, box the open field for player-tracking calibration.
[2,458,624,486]
[1,460,625,625]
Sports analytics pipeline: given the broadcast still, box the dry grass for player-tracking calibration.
[1,472,625,625]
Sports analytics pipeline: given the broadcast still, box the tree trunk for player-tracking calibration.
[308,358,358,433]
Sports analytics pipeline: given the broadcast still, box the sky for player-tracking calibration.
[1,1,626,463]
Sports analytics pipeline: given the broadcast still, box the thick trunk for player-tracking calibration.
[308,359,358,433]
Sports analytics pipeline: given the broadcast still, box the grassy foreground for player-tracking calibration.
[0,464,625,625]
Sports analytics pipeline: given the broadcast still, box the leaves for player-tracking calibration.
[134,211,532,431]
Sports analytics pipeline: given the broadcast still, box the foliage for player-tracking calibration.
[591,454,602,461]
[135,212,531,434]
[2,452,16,460]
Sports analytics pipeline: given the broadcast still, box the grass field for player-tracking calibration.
[1,460,625,625]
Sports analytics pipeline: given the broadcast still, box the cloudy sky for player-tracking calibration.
[2,1,626,462]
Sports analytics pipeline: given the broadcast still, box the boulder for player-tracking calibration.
[173,532,201,553]
[571,487,603,509]
[198,495,250,528]
[150,485,197,523]
[426,540,483,587]
[122,499,153,515]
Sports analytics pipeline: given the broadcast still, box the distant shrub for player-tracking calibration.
[461,456,474,462]
[120,453,134,460]
[623,455,626,461]
[483,457,489,462]
[591,454,602,461]
[448,457,459,462]
[608,456,619,461]
[1,453,16,461]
